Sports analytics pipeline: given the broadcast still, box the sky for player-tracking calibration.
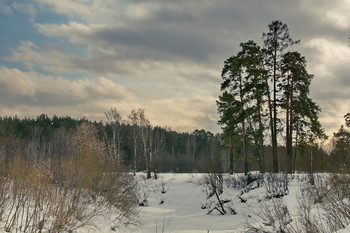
[0,0,350,135]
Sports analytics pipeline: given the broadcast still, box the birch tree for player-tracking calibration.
[128,109,153,178]
[128,109,140,176]
[105,108,124,164]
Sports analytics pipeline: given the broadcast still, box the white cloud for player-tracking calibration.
[34,0,95,20]
[0,67,219,132]
[0,67,132,107]
[36,22,93,40]
[3,0,350,134]
[34,0,123,24]
[299,0,350,32]
[126,2,156,20]
[306,38,350,67]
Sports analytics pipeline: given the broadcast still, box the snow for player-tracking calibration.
[134,173,245,233]
[57,173,350,232]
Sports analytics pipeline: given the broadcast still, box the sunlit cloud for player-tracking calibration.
[1,0,350,134]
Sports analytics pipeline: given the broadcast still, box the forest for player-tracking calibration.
[0,109,349,176]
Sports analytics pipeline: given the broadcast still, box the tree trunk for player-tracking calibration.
[272,43,279,173]
[229,138,234,175]
[258,121,265,173]
[133,139,137,176]
[285,73,292,173]
[239,74,248,175]
[292,129,298,172]
[256,97,265,173]
[286,72,294,173]
[265,76,275,173]
[147,149,152,179]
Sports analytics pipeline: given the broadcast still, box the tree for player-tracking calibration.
[127,109,153,178]
[128,109,140,176]
[331,125,350,169]
[280,51,326,172]
[239,41,268,173]
[219,21,325,174]
[218,41,267,174]
[136,110,152,179]
[219,53,249,175]
[262,20,299,172]
[104,108,124,164]
[151,126,166,177]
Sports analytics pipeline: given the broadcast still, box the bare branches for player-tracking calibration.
[0,123,139,232]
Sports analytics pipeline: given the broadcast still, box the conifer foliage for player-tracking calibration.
[218,20,326,173]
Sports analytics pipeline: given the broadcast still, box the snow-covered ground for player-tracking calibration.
[81,173,350,233]
[134,173,247,233]
[129,173,299,233]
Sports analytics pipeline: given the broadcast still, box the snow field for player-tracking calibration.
[133,173,259,233]
[78,173,350,233]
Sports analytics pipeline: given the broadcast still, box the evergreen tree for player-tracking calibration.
[239,41,268,173]
[218,41,267,174]
[280,51,326,172]
[331,125,350,169]
[262,20,299,172]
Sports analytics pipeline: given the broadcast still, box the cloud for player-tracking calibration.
[34,0,104,22]
[0,67,131,108]
[303,37,350,135]
[0,0,11,14]
[2,0,350,135]
[12,2,37,17]
[299,0,350,31]
[0,67,220,132]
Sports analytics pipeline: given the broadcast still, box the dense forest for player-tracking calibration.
[0,112,223,175]
[0,111,349,175]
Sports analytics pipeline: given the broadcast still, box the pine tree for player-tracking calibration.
[218,41,267,174]
[280,51,326,172]
[262,20,299,172]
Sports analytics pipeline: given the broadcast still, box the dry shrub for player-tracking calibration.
[201,154,238,215]
[0,123,139,232]
[264,172,289,198]
[246,198,293,233]
[295,186,327,233]
[0,156,95,233]
[247,173,350,233]
[314,174,350,232]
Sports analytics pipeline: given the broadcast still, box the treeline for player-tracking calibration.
[3,112,350,174]
[1,111,349,175]
[0,112,224,175]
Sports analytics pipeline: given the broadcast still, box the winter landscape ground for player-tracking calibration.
[72,173,350,233]
[134,173,246,233]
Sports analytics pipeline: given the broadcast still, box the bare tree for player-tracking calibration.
[128,109,140,176]
[137,110,152,179]
[105,108,124,164]
[151,127,166,178]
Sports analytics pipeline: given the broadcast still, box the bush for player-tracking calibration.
[0,123,139,232]
[264,172,289,198]
[246,173,350,233]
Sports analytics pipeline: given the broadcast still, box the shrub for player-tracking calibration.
[0,123,139,232]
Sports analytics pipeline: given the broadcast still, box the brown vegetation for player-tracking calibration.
[0,123,138,233]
